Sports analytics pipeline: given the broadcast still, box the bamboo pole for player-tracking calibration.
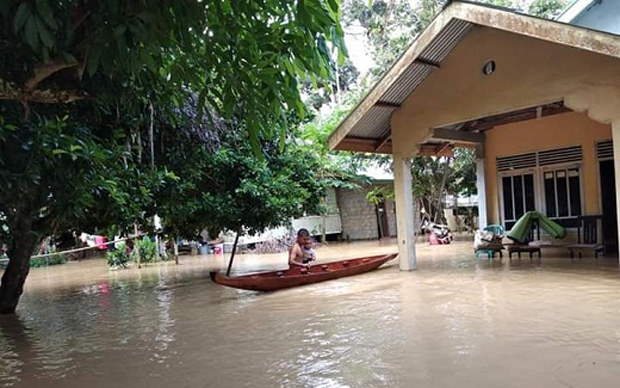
[134,223,141,268]
[27,234,143,259]
[225,233,240,277]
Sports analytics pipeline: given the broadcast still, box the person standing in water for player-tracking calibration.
[289,228,316,268]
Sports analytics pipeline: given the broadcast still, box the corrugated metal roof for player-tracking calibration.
[330,0,620,152]
[349,105,393,139]
[346,19,473,141]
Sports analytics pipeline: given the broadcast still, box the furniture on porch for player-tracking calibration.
[474,224,505,259]
[567,215,605,258]
[507,219,541,259]
[508,244,541,259]
[505,211,570,260]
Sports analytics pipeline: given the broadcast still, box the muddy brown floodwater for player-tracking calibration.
[1,239,620,388]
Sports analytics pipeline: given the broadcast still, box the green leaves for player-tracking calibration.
[155,125,324,239]
[12,1,60,53]
[13,3,30,32]
[2,0,347,148]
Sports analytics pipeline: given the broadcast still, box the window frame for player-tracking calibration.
[539,162,584,220]
[498,167,538,226]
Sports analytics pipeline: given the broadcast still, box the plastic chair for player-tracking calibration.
[475,225,505,259]
[483,224,505,236]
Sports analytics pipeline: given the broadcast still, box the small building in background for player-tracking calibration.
[336,164,397,241]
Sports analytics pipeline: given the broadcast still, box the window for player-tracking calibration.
[497,147,584,228]
[501,173,536,224]
[543,168,581,219]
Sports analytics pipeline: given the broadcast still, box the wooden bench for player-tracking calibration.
[508,244,541,259]
[567,215,605,258]
[507,220,541,259]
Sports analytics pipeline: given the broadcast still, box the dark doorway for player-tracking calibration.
[599,160,618,253]
[376,197,390,239]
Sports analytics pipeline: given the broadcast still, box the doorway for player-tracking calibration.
[599,160,618,253]
[376,197,390,239]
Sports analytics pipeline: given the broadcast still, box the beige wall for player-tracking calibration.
[390,26,620,158]
[484,112,611,224]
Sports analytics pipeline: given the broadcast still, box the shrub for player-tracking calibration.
[107,237,170,268]
[30,257,47,268]
[107,243,131,268]
[134,237,157,263]
[30,254,67,268]
[47,254,67,265]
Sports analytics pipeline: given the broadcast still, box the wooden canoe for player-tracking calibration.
[210,253,397,292]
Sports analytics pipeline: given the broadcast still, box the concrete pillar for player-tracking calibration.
[475,143,488,230]
[393,154,417,270]
[476,159,488,230]
[612,120,620,265]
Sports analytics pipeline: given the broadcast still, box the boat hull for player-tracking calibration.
[210,253,397,291]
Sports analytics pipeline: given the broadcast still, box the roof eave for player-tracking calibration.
[328,1,620,153]
[327,3,461,151]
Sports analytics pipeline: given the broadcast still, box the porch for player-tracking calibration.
[328,1,620,270]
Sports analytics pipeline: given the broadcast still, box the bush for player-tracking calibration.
[48,254,67,265]
[30,254,67,268]
[30,257,47,268]
[107,237,169,268]
[134,237,157,263]
[107,243,131,268]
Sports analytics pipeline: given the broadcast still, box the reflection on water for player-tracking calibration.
[1,240,620,387]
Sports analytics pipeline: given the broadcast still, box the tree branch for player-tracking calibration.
[0,92,91,104]
[24,61,80,92]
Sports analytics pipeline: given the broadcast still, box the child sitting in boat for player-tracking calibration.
[289,228,316,268]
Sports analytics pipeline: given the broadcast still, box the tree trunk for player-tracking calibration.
[434,157,452,224]
[149,101,155,170]
[453,195,460,233]
[0,232,39,314]
[134,223,141,268]
[413,199,421,243]
[172,237,179,265]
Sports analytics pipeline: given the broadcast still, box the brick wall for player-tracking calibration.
[336,184,397,240]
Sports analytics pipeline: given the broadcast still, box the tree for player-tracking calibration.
[0,102,169,312]
[0,0,347,314]
[528,0,568,19]
[343,0,421,78]
[154,124,325,243]
[0,0,345,144]
[302,58,360,111]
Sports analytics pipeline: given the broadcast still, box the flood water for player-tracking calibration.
[1,239,620,387]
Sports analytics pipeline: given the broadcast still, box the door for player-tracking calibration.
[599,160,618,253]
[376,198,390,239]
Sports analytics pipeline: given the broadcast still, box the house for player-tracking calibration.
[229,165,395,247]
[328,0,620,270]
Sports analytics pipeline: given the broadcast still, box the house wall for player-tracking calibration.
[572,0,620,35]
[337,185,397,240]
[484,111,611,224]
